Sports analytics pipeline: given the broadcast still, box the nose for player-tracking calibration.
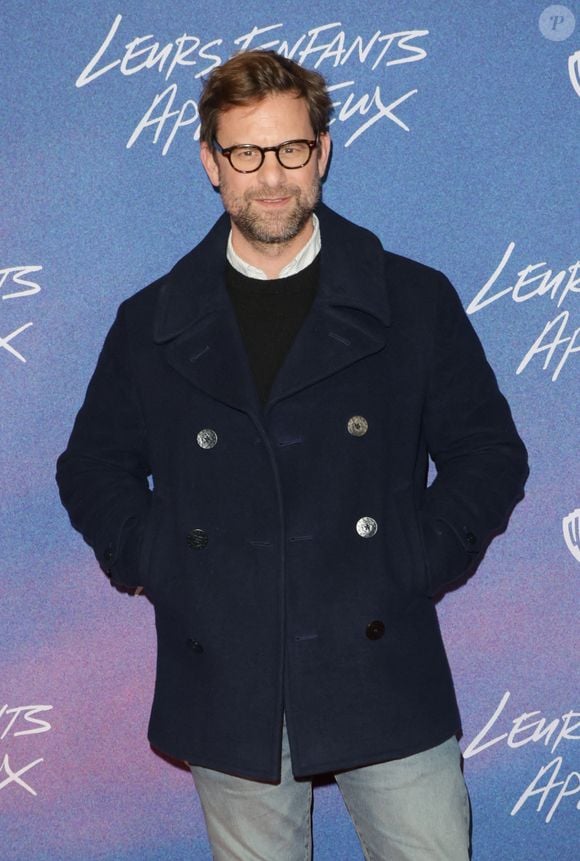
[257,150,287,186]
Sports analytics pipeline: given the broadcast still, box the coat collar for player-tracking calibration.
[153,203,391,415]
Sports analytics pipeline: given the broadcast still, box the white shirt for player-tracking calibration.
[226,214,321,280]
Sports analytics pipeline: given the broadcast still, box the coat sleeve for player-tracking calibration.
[419,273,529,595]
[56,303,151,590]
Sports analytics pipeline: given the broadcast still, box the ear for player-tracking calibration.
[200,142,221,187]
[316,132,331,179]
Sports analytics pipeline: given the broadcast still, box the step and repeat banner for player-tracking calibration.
[2,1,578,859]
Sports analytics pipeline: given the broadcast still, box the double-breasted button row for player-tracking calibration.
[197,428,218,449]
[198,420,368,448]
[356,516,378,538]
[187,528,208,549]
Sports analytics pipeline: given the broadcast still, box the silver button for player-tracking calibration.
[356,517,378,538]
[197,428,218,449]
[347,416,368,437]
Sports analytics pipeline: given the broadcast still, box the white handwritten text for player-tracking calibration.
[464,691,579,823]
[0,703,53,797]
[76,15,429,155]
[467,243,579,381]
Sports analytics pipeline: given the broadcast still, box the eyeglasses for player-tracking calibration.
[213,138,318,173]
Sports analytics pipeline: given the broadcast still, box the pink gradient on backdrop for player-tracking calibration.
[3,561,201,858]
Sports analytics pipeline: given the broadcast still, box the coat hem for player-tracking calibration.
[291,723,463,779]
[149,722,462,782]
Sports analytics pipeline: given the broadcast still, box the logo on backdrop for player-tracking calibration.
[562,508,580,562]
[75,15,429,155]
[569,49,580,95]
[539,5,576,40]
[0,704,53,796]
[464,690,580,823]
[0,266,42,365]
[467,243,579,381]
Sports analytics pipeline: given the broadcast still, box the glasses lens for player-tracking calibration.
[278,141,312,168]
[230,146,262,172]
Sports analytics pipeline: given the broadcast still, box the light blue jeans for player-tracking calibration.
[189,721,471,861]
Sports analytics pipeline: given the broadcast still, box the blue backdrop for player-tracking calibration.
[2,2,578,859]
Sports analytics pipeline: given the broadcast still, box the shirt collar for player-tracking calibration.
[226,214,320,280]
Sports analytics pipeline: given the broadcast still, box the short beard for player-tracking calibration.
[220,178,321,247]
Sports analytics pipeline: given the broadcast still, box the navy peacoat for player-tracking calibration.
[56,204,528,780]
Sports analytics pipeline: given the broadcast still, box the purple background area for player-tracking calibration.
[2,1,578,858]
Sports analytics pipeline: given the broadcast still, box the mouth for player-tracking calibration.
[253,196,292,208]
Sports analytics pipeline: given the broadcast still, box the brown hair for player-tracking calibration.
[199,50,333,146]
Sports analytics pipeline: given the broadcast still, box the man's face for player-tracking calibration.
[200,93,331,248]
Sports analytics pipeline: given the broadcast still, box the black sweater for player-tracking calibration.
[226,255,320,404]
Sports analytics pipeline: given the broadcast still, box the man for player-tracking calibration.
[57,51,528,860]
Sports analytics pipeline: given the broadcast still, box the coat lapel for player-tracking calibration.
[153,214,261,416]
[266,204,390,408]
[153,205,391,415]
